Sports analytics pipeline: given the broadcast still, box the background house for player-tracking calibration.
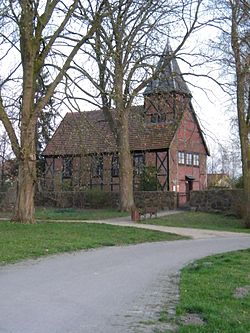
[207,173,232,189]
[42,48,209,205]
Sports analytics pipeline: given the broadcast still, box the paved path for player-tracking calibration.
[1,236,250,333]
[46,210,250,239]
[77,220,249,239]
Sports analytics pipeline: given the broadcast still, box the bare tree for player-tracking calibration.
[209,0,250,225]
[207,139,242,180]
[0,0,106,223]
[0,130,10,189]
[66,0,208,211]
[230,0,250,225]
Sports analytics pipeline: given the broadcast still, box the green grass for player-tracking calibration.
[0,221,185,264]
[0,207,129,221]
[35,207,129,220]
[145,211,250,233]
[171,249,250,332]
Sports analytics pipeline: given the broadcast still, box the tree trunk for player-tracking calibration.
[12,114,37,224]
[117,111,135,211]
[236,82,250,227]
[12,158,36,224]
[242,139,250,227]
[230,1,250,227]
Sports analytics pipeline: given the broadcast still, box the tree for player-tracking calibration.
[66,0,207,211]
[36,70,57,157]
[207,139,242,180]
[210,0,250,225]
[230,0,250,226]
[0,130,10,190]
[0,0,106,223]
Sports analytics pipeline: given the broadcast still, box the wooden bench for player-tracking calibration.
[139,207,157,219]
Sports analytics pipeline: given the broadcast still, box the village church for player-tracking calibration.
[42,46,209,206]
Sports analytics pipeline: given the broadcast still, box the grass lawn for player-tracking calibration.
[0,221,185,265]
[145,211,250,233]
[0,207,129,221]
[35,207,129,220]
[164,249,250,332]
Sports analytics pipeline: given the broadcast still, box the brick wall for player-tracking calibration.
[190,189,244,217]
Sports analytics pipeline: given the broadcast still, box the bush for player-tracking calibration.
[140,166,160,191]
[61,179,73,191]
[234,175,244,188]
[85,188,110,208]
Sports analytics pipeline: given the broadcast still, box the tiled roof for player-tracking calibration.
[42,106,179,156]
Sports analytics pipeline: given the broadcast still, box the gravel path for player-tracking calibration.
[45,209,250,240]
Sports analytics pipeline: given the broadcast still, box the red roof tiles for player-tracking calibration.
[42,106,179,156]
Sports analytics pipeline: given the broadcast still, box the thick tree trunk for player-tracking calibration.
[12,115,37,224]
[230,2,250,228]
[12,158,36,224]
[242,140,250,227]
[117,111,135,211]
[9,1,38,223]
[235,73,250,227]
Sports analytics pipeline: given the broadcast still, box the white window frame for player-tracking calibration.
[186,153,192,166]
[193,154,200,166]
[178,152,185,165]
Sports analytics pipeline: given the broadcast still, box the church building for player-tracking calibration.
[42,46,209,205]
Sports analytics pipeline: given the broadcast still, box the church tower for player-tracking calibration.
[144,44,192,124]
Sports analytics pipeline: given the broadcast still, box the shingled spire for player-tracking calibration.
[144,43,192,97]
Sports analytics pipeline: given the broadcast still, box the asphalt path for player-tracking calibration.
[0,236,250,333]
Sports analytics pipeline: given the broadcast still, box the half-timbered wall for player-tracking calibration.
[144,93,190,124]
[43,150,170,192]
[43,94,207,198]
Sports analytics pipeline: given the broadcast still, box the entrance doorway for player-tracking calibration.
[185,175,195,202]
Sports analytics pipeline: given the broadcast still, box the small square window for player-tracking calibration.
[178,152,185,165]
[186,153,192,166]
[151,114,158,123]
[193,154,199,166]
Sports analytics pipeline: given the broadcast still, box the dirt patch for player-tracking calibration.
[233,285,250,299]
[180,313,206,326]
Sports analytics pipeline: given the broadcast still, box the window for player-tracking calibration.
[62,157,72,178]
[111,154,119,177]
[91,155,103,177]
[178,152,185,165]
[193,154,200,166]
[150,113,166,124]
[151,113,158,123]
[178,152,200,167]
[133,153,145,175]
[159,113,166,123]
[186,153,192,166]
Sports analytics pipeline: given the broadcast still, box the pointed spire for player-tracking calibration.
[144,42,192,97]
